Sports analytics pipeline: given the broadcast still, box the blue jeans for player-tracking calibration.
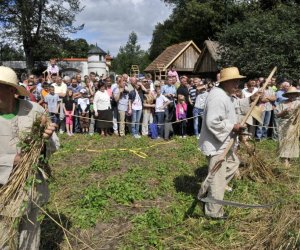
[131,109,142,135]
[256,110,271,139]
[193,107,204,136]
[155,112,165,138]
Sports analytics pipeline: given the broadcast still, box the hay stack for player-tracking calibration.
[238,139,277,182]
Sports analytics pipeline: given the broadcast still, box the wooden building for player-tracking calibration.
[144,40,201,79]
[193,40,221,79]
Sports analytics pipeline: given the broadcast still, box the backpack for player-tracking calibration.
[149,123,158,139]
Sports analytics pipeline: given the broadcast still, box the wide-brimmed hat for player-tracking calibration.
[282,86,300,98]
[219,67,246,83]
[0,66,29,96]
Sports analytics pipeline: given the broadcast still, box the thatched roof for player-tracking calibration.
[205,40,220,61]
[145,40,201,72]
[194,40,221,73]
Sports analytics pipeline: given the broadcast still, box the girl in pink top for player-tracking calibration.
[176,94,187,138]
[167,65,180,83]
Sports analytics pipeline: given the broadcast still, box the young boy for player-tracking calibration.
[44,85,60,125]
[155,85,171,138]
[78,89,90,133]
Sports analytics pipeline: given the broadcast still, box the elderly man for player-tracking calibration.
[0,66,59,249]
[198,67,260,219]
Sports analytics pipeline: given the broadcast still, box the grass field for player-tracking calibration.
[41,134,300,249]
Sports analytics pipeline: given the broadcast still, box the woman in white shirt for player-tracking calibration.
[94,82,112,136]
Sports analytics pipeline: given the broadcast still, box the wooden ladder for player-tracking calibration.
[130,65,139,77]
[155,64,167,80]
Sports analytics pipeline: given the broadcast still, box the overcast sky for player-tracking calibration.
[71,0,173,56]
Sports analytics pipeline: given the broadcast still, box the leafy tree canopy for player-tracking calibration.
[218,3,300,80]
[149,0,247,60]
[0,0,84,72]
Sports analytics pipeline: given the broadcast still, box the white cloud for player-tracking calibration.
[71,0,172,56]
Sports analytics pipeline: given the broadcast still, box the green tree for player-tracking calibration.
[112,32,150,74]
[0,0,84,72]
[0,43,25,61]
[218,3,300,79]
[149,0,246,60]
[62,38,90,58]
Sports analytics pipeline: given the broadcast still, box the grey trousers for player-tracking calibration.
[142,109,153,136]
[205,152,240,218]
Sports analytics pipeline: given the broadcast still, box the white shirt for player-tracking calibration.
[78,97,90,111]
[242,87,258,98]
[132,90,142,111]
[52,82,67,97]
[155,95,169,112]
[94,90,111,111]
[199,87,250,156]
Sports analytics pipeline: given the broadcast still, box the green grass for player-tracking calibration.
[42,135,300,249]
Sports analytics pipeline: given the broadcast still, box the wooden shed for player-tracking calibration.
[193,40,221,79]
[144,40,201,79]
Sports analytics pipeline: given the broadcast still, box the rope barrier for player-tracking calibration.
[50,113,279,129]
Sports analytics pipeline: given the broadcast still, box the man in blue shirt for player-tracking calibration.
[68,77,83,132]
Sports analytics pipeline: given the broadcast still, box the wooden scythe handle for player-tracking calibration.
[211,67,277,174]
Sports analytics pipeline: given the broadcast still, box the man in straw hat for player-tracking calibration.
[0,66,60,249]
[198,67,261,219]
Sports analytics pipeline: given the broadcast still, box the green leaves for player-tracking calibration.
[218,4,300,80]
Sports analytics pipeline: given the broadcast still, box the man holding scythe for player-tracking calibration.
[198,67,263,219]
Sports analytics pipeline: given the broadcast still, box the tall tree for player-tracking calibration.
[218,3,300,79]
[112,32,150,74]
[0,0,84,72]
[149,0,247,60]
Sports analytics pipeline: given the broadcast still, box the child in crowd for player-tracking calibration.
[78,89,90,133]
[39,82,49,108]
[44,85,60,125]
[155,85,171,138]
[63,89,75,136]
[176,94,188,138]
[47,58,59,81]
[89,96,95,135]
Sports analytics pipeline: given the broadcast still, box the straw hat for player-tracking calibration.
[282,86,300,98]
[250,106,263,125]
[219,67,246,83]
[0,66,29,96]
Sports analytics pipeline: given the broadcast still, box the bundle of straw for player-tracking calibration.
[239,139,276,182]
[279,104,300,154]
[0,114,48,247]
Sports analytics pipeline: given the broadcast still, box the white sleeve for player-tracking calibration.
[205,98,234,142]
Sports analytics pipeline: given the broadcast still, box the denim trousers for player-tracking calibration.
[256,110,271,139]
[193,107,204,136]
[155,112,165,138]
[131,109,142,135]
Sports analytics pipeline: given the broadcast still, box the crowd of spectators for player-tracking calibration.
[18,60,300,141]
